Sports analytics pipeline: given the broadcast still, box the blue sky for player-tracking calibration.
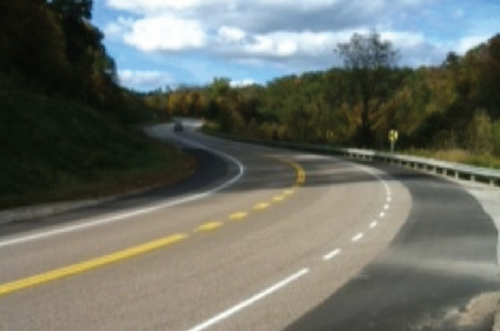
[91,0,500,91]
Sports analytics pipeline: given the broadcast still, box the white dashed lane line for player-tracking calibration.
[352,233,364,242]
[323,249,342,261]
[191,167,398,331]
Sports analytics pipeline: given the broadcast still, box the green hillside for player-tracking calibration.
[0,0,194,208]
[0,78,195,208]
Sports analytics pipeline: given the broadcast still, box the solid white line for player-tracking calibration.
[352,233,364,242]
[0,138,245,249]
[369,221,378,228]
[186,268,310,331]
[351,164,394,202]
[323,249,341,261]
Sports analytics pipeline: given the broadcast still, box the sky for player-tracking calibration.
[91,0,500,91]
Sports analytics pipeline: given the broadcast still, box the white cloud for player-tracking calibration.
[123,15,207,51]
[106,0,223,12]
[241,31,334,58]
[230,79,256,87]
[217,26,247,43]
[118,70,173,90]
[102,0,497,85]
[104,0,450,56]
[106,0,435,13]
[104,17,134,39]
[456,36,487,54]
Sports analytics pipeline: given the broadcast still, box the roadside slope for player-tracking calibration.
[1,84,195,209]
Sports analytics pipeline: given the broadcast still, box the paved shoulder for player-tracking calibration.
[284,165,500,331]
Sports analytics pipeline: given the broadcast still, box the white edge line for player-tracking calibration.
[186,268,310,331]
[323,249,341,261]
[352,233,364,242]
[0,137,245,249]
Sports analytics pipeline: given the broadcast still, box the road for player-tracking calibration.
[0,122,498,330]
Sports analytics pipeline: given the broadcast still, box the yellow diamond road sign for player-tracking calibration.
[389,130,398,142]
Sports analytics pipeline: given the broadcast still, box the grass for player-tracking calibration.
[403,148,500,170]
[0,79,195,209]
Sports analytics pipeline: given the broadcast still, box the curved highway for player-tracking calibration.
[0,122,498,330]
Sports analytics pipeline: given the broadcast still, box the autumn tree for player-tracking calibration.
[466,109,493,155]
[48,0,117,101]
[0,0,70,90]
[335,31,399,147]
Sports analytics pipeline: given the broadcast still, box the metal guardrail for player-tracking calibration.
[338,147,500,186]
[211,132,500,187]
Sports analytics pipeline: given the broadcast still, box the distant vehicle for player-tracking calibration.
[174,122,183,132]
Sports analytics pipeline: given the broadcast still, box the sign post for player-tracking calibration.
[389,130,398,153]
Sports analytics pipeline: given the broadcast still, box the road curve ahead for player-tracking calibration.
[0,123,498,331]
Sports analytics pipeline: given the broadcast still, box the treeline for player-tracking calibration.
[145,33,500,158]
[0,0,159,123]
[0,0,188,208]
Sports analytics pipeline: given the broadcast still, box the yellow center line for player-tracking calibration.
[195,222,223,232]
[296,170,306,185]
[266,155,306,187]
[229,212,249,221]
[254,203,271,211]
[272,195,285,202]
[0,234,188,297]
[0,156,306,298]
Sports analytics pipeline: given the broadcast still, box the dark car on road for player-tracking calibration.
[174,122,183,133]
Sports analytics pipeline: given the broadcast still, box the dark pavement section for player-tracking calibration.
[0,147,229,238]
[284,166,500,331]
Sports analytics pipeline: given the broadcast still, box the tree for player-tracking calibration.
[466,109,493,155]
[335,31,399,147]
[0,0,70,90]
[48,0,92,21]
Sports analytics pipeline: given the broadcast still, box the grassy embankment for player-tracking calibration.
[401,149,500,170]
[0,81,195,209]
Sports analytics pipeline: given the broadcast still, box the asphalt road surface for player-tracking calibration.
[0,122,498,330]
